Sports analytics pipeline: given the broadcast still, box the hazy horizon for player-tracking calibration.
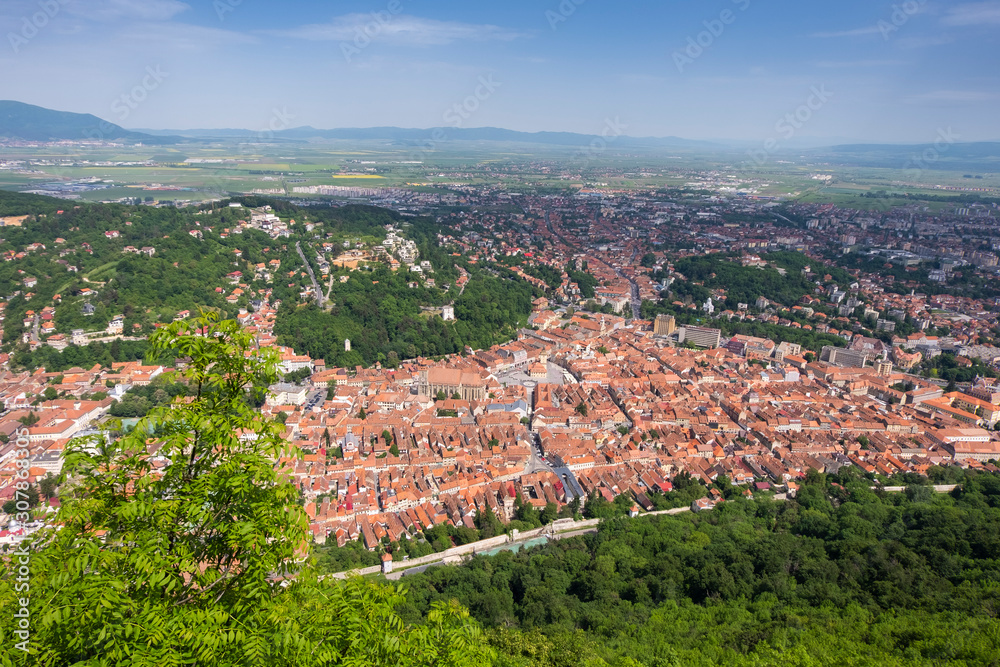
[1,0,998,143]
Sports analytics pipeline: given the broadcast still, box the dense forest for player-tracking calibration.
[0,190,66,217]
[566,263,599,299]
[233,197,403,237]
[0,195,294,346]
[394,470,1000,666]
[665,252,853,309]
[107,377,190,417]
[271,204,538,367]
[274,267,538,367]
[0,191,538,370]
[525,263,564,291]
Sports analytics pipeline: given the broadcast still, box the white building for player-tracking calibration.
[267,383,309,407]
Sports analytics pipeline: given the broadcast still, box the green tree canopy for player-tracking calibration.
[0,315,490,666]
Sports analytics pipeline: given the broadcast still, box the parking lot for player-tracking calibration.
[303,389,325,410]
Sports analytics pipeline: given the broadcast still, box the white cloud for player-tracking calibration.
[118,21,257,50]
[65,0,190,22]
[621,73,668,86]
[812,25,883,38]
[814,59,905,68]
[903,90,1000,104]
[53,23,88,35]
[895,34,955,49]
[271,14,526,46]
[941,2,1000,26]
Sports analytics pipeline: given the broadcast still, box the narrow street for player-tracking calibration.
[295,241,325,306]
[527,433,585,501]
[524,433,549,475]
[612,265,641,320]
[548,211,641,320]
[613,245,641,320]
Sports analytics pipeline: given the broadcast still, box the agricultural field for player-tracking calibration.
[2,140,998,208]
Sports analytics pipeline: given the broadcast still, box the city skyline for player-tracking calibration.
[1,0,998,143]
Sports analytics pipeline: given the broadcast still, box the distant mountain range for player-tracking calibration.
[134,124,721,150]
[2,101,999,167]
[0,101,714,148]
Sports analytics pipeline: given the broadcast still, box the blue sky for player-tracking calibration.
[1,0,998,142]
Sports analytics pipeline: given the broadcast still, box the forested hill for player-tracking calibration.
[270,212,539,368]
[0,191,538,371]
[273,267,537,368]
[663,251,855,309]
[398,470,1000,666]
[0,190,67,217]
[0,100,179,143]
